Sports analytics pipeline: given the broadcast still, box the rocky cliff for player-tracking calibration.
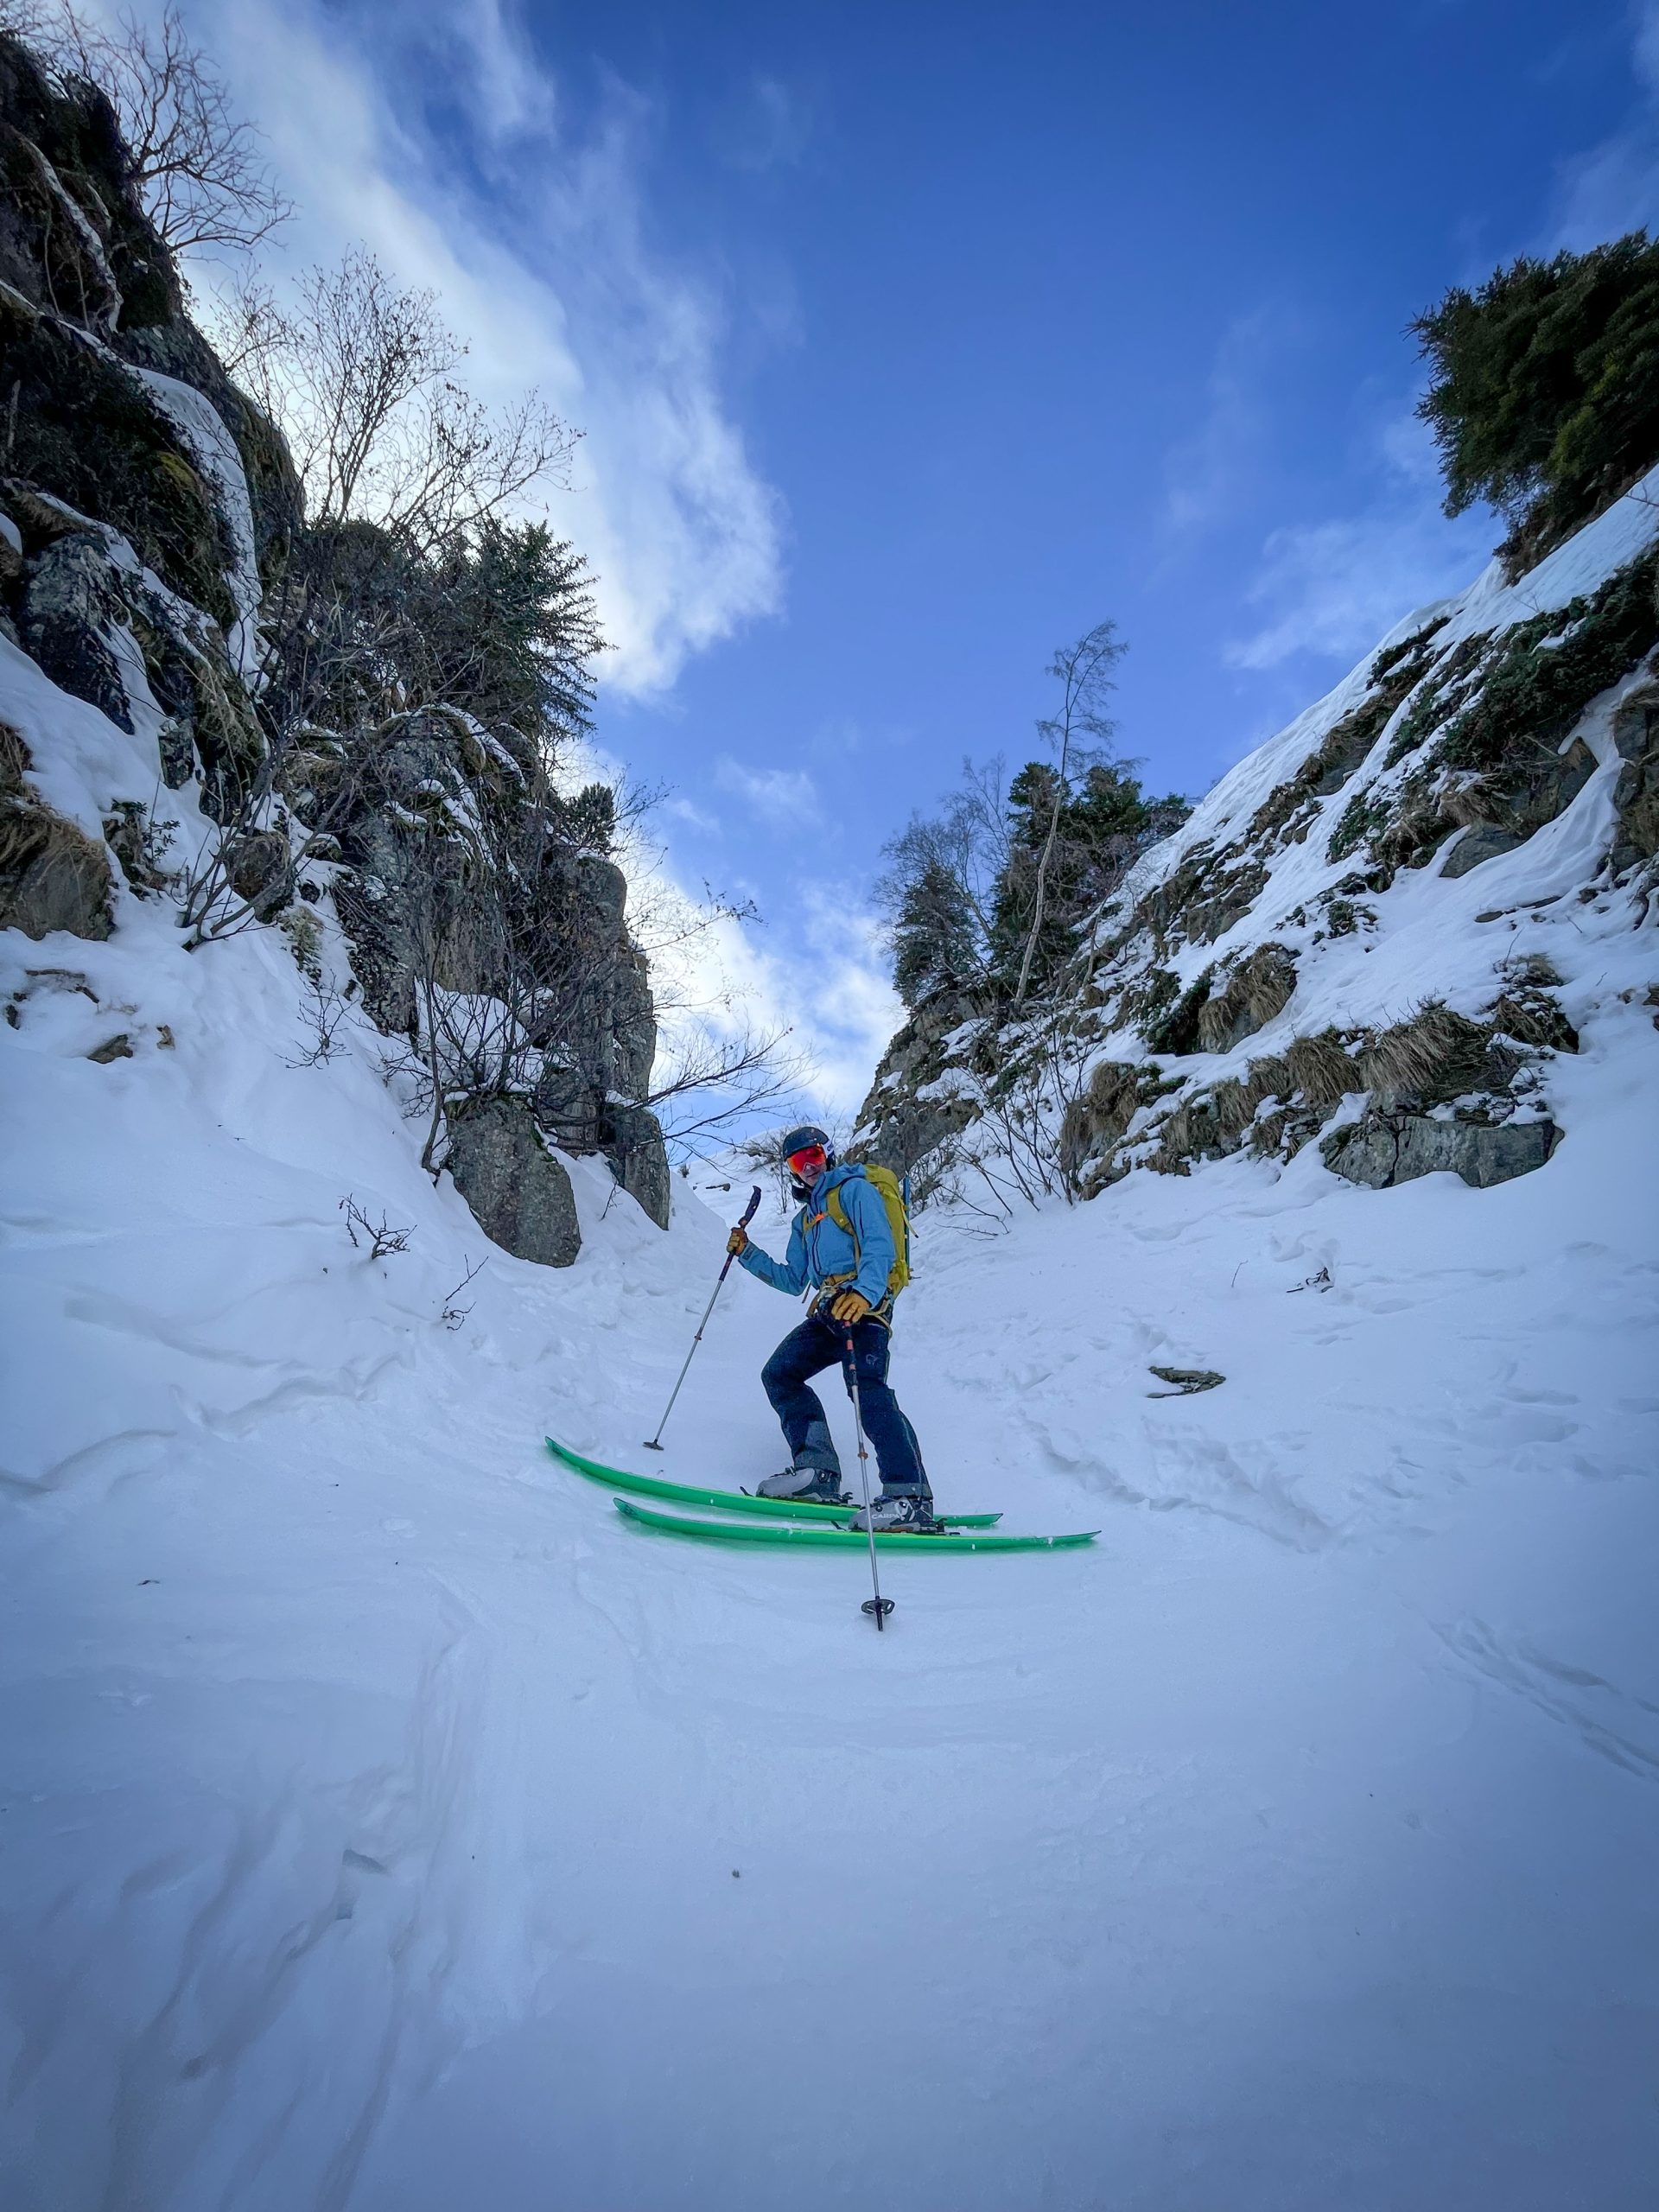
[856,475,1659,1207]
[0,31,667,1258]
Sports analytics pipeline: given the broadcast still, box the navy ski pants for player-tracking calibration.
[761,1313,928,1494]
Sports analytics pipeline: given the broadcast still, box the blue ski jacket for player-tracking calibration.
[738,1164,896,1312]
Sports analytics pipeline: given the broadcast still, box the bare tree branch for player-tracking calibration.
[13,3,292,253]
[1014,620,1124,1008]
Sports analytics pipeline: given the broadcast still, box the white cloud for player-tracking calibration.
[1225,514,1478,673]
[718,73,813,174]
[1548,2,1659,248]
[624,848,898,1122]
[170,0,783,697]
[662,795,722,835]
[714,757,817,822]
[1225,410,1491,674]
[1161,308,1285,541]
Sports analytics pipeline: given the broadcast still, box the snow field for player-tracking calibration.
[3,820,1657,2207]
[3,446,1659,2211]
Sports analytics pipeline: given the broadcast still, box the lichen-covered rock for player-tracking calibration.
[19,531,136,729]
[444,1097,581,1268]
[1440,823,1522,878]
[1322,1111,1560,1191]
[853,986,992,1175]
[16,524,264,805]
[131,607,264,807]
[604,1101,672,1229]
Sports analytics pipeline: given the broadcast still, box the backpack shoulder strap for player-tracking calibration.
[823,1166,865,1242]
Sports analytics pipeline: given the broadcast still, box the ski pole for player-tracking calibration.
[842,1325,894,1630]
[644,1185,761,1451]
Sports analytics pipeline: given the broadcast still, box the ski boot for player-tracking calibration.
[849,1490,940,1534]
[755,1462,846,1504]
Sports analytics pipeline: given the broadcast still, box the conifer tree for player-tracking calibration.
[1414,232,1659,566]
[893,856,979,1009]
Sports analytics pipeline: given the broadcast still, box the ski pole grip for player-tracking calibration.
[741,1185,762,1227]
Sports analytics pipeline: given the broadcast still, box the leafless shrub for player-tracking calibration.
[440,1255,483,1329]
[11,3,290,252]
[942,1011,1098,1214]
[208,252,578,554]
[339,1193,410,1257]
[647,1018,807,1154]
[283,972,352,1068]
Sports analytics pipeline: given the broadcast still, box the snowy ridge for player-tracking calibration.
[1108,460,1659,930]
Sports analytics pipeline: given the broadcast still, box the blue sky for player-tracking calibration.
[183,0,1659,1109]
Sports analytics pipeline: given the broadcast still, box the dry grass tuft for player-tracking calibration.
[1197,942,1297,1052]
[0,719,31,797]
[1283,1030,1360,1107]
[1357,1001,1489,1100]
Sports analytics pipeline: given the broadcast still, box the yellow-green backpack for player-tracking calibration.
[824,1165,911,1300]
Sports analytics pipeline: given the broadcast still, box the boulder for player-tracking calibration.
[603,1101,671,1230]
[0,793,115,940]
[445,1096,581,1268]
[1440,823,1522,878]
[19,531,135,729]
[1322,1111,1559,1192]
[227,829,295,921]
[1609,680,1659,872]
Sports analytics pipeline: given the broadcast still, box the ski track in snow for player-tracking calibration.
[3,517,1659,2205]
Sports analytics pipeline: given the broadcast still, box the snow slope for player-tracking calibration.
[4,645,1659,2208]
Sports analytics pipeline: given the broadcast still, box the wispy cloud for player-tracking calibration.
[594,766,891,1122]
[1225,410,1491,673]
[1548,2,1659,248]
[172,0,783,698]
[716,73,814,174]
[714,757,817,822]
[649,883,899,1117]
[1161,308,1288,542]
[662,795,722,835]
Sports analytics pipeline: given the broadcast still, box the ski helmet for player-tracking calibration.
[779,1123,836,1197]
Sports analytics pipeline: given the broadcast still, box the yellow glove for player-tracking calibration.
[726,1224,749,1257]
[829,1289,871,1325]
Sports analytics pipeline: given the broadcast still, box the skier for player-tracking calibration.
[725,1125,935,1530]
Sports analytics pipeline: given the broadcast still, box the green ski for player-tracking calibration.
[612,1497,1098,1553]
[545,1436,1003,1529]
